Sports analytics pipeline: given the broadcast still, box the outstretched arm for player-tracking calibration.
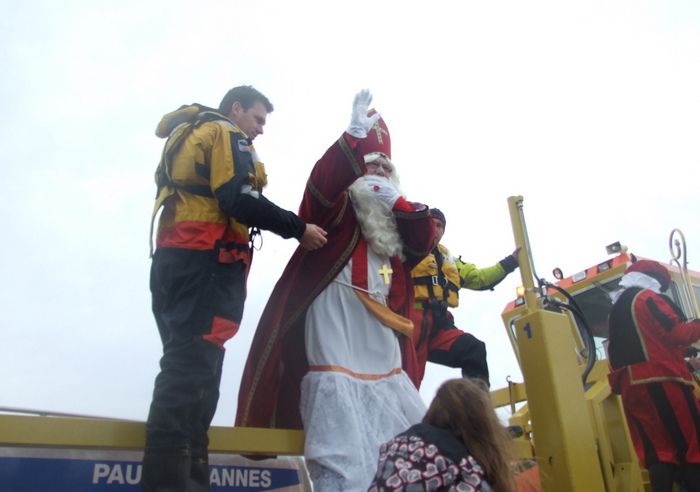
[456,246,521,291]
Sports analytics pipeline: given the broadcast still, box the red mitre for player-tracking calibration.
[363,108,391,160]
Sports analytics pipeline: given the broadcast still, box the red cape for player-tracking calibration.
[235,134,435,430]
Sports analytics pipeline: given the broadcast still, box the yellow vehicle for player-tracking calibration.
[492,195,700,492]
[3,194,698,491]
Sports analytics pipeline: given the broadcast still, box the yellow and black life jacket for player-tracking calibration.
[412,244,461,308]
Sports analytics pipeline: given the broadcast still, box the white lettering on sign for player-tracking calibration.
[92,463,141,484]
[93,463,273,488]
[210,468,272,487]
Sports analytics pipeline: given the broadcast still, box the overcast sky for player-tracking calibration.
[2,0,699,428]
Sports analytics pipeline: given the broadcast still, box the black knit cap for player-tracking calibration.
[429,208,446,227]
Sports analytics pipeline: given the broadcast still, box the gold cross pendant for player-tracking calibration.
[378,264,393,284]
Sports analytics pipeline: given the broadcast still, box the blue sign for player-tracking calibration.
[0,456,303,491]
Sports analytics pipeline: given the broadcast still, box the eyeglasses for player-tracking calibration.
[366,162,392,174]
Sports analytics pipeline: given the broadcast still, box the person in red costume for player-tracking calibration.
[607,259,700,492]
[236,90,435,491]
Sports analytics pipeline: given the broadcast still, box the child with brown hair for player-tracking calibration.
[368,377,517,492]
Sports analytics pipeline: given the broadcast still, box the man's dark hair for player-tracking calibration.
[218,85,274,115]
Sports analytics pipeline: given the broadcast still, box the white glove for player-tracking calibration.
[346,89,381,138]
[364,174,400,208]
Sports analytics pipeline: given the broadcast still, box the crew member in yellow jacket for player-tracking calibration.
[410,208,520,386]
[144,85,327,492]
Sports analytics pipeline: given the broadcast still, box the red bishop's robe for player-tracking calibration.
[235,133,435,430]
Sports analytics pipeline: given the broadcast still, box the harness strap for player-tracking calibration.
[413,275,460,292]
[162,180,214,198]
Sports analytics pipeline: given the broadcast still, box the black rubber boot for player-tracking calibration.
[141,448,191,492]
[189,447,210,492]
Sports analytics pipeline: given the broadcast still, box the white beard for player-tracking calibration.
[349,177,405,261]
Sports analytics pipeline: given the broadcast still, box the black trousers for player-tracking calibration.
[143,247,246,491]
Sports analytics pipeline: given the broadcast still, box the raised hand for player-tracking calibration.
[346,89,381,138]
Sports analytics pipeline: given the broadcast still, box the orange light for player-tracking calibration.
[516,286,526,297]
